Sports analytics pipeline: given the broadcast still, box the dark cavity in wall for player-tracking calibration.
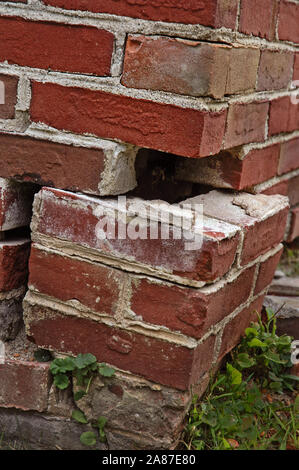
[129,148,214,204]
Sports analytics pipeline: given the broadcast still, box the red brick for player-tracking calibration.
[32,188,240,284]
[278,1,299,44]
[29,245,124,315]
[130,266,256,339]
[218,295,265,360]
[0,360,51,411]
[231,145,280,189]
[259,175,299,208]
[226,45,260,95]
[260,180,289,197]
[241,208,289,265]
[24,300,216,391]
[185,191,289,265]
[122,36,230,98]
[268,96,299,136]
[224,102,269,149]
[44,0,238,28]
[30,81,227,159]
[0,295,23,341]
[0,132,107,194]
[215,0,239,29]
[287,206,299,242]
[257,50,294,91]
[0,239,30,292]
[254,248,283,295]
[278,138,299,175]
[239,0,278,40]
[0,16,114,76]
[294,54,299,81]
[0,74,18,119]
[176,144,280,190]
[190,335,217,386]
[122,36,258,99]
[288,175,299,206]
[0,178,35,231]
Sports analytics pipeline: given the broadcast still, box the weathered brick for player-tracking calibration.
[254,248,283,295]
[130,266,256,339]
[224,102,269,149]
[31,188,240,285]
[72,371,191,445]
[122,36,230,98]
[30,81,227,158]
[43,0,238,28]
[218,295,265,360]
[0,296,23,341]
[0,178,35,231]
[0,239,30,292]
[239,0,278,40]
[260,180,289,197]
[0,132,136,196]
[226,45,260,95]
[257,175,299,207]
[184,191,289,265]
[286,206,299,242]
[29,245,125,315]
[257,50,294,91]
[0,74,18,119]
[175,144,280,190]
[24,296,216,391]
[288,175,299,206]
[122,36,259,99]
[278,0,299,44]
[0,360,51,412]
[278,138,299,175]
[294,54,299,80]
[268,96,299,136]
[0,16,114,76]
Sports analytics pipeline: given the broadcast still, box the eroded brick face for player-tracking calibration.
[0,361,51,412]
[0,240,30,292]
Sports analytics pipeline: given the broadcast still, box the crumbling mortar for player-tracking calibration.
[16,75,31,112]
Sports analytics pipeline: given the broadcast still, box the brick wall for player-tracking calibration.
[0,0,298,450]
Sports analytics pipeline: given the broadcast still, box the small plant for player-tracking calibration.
[232,308,298,392]
[50,353,115,396]
[183,309,299,451]
[50,353,115,447]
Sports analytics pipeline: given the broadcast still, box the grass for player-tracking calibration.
[182,308,299,451]
[279,242,299,277]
